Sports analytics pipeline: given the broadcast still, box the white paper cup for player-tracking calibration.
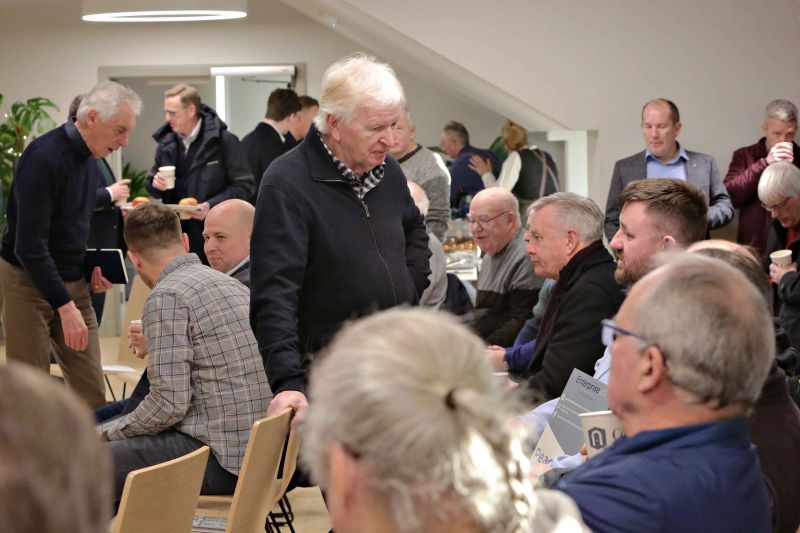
[579,409,625,459]
[770,249,793,267]
[159,166,176,189]
[129,319,142,331]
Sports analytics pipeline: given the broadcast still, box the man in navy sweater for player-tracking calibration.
[0,81,141,408]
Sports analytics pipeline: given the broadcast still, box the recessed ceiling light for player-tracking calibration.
[81,0,246,23]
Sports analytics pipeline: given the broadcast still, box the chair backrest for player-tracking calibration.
[225,409,293,533]
[272,428,301,508]
[115,275,151,370]
[113,445,210,533]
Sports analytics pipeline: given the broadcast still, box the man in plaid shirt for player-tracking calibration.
[105,203,271,508]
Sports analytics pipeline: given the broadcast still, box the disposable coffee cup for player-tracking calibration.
[159,166,176,189]
[770,249,793,268]
[129,319,142,331]
[579,409,625,459]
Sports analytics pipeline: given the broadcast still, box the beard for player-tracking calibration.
[613,253,650,287]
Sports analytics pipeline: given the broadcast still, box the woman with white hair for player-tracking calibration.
[760,161,800,348]
[301,307,587,533]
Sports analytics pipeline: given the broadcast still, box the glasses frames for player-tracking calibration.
[467,210,510,229]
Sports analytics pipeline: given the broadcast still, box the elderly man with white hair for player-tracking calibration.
[250,54,431,425]
[760,161,800,349]
[520,192,624,400]
[556,253,774,532]
[0,80,141,408]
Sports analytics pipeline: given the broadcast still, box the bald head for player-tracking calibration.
[203,199,254,274]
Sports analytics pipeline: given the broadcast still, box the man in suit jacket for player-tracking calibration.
[241,88,301,202]
[604,98,733,241]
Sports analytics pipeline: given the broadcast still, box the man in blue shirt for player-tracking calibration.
[439,121,500,214]
[555,253,773,533]
[603,98,733,241]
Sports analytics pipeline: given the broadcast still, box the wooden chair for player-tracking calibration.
[194,409,293,533]
[112,445,210,533]
[51,275,150,399]
[267,427,301,532]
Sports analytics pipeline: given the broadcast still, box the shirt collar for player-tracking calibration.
[181,118,203,151]
[645,143,688,165]
[65,119,92,159]
[225,255,250,276]
[317,132,386,181]
[158,253,201,283]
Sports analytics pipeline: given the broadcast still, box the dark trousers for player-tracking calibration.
[109,430,238,510]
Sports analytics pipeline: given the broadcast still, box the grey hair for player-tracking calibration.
[301,308,540,533]
[757,161,800,206]
[0,363,111,533]
[313,54,405,134]
[528,192,603,243]
[76,81,142,123]
[634,253,774,408]
[764,99,798,123]
[404,108,414,127]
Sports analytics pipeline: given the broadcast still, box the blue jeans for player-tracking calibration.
[108,430,238,510]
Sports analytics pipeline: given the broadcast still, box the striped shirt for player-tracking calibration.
[106,254,271,475]
[319,133,384,200]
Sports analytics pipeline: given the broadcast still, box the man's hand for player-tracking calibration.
[485,345,507,370]
[128,323,148,359]
[267,390,308,428]
[152,172,169,191]
[770,261,797,285]
[767,141,794,165]
[108,179,131,203]
[186,201,210,220]
[468,155,493,176]
[57,301,88,351]
[91,266,113,293]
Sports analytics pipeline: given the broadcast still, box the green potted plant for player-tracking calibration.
[122,161,148,199]
[0,94,59,221]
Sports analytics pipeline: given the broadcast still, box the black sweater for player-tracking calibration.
[250,126,431,394]
[1,121,95,308]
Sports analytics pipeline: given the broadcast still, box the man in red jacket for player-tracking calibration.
[724,100,798,256]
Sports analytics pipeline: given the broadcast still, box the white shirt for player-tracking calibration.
[181,118,203,154]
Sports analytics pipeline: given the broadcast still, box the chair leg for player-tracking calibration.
[104,375,117,401]
[281,495,294,522]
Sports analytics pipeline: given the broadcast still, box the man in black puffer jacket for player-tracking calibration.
[146,84,254,263]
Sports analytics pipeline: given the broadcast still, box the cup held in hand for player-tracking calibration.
[770,249,793,268]
[579,409,625,459]
[159,166,176,189]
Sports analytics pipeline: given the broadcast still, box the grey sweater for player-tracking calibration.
[398,145,451,240]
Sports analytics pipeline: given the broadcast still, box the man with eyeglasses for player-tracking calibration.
[146,84,254,264]
[522,179,708,451]
[555,253,773,533]
[760,161,800,350]
[725,99,799,256]
[463,188,541,347]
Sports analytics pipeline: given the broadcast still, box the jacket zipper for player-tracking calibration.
[360,196,398,306]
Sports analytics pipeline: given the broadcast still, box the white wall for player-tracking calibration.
[0,0,506,171]
[300,0,800,207]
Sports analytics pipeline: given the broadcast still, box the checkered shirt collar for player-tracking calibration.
[318,132,385,200]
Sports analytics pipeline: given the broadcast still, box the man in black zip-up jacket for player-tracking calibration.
[250,55,431,425]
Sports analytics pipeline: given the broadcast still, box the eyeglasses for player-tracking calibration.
[761,197,791,212]
[467,210,510,229]
[601,319,650,347]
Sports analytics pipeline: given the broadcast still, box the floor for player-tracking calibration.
[0,338,333,532]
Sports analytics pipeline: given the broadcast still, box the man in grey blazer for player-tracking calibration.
[604,99,733,241]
